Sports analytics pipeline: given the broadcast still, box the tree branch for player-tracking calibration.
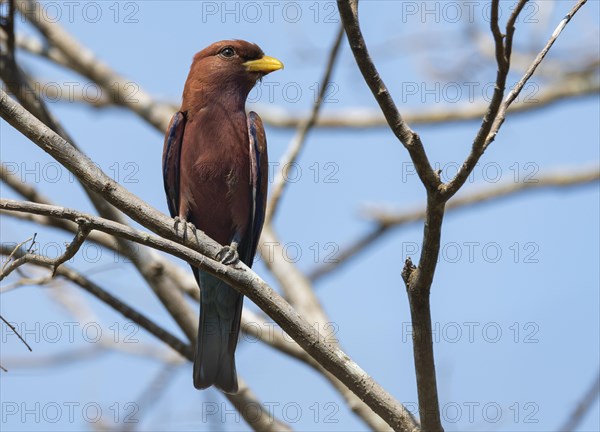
[0,85,417,428]
[337,0,444,429]
[558,371,600,431]
[0,314,32,353]
[3,157,396,429]
[366,168,600,225]
[0,197,416,431]
[487,0,589,148]
[441,0,520,199]
[0,222,90,281]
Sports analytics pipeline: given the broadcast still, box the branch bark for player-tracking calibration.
[337,1,444,429]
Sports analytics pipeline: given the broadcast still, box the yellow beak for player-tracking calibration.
[243,56,284,74]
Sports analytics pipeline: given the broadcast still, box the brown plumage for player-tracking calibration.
[162,40,282,393]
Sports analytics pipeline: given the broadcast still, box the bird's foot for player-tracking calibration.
[174,216,197,240]
[216,242,239,265]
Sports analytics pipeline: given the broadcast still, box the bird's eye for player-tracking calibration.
[220,47,235,58]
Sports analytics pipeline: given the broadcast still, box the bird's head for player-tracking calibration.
[183,40,283,109]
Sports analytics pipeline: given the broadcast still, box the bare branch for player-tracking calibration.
[1,163,121,251]
[0,82,418,428]
[337,1,445,428]
[0,223,90,281]
[0,242,191,357]
[1,162,204,303]
[0,314,33,352]
[1,32,71,68]
[489,0,589,146]
[1,235,34,273]
[441,0,516,199]
[369,168,600,225]
[2,195,417,429]
[260,75,598,128]
[336,1,589,429]
[0,196,413,431]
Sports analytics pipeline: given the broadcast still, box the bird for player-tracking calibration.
[162,40,283,393]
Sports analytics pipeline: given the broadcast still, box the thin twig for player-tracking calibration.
[442,0,515,199]
[1,163,120,251]
[0,242,191,357]
[1,236,33,273]
[488,0,589,147]
[0,314,33,352]
[0,223,90,282]
[558,371,600,431]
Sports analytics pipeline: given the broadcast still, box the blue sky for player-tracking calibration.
[1,1,599,431]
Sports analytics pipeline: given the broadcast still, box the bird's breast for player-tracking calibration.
[178,110,252,244]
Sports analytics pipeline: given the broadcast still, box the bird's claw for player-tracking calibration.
[174,216,197,240]
[217,244,239,265]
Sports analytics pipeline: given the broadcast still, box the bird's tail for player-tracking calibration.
[193,269,243,394]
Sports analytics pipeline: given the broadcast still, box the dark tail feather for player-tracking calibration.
[193,269,243,394]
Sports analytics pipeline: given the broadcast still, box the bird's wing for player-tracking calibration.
[162,111,187,218]
[246,111,269,262]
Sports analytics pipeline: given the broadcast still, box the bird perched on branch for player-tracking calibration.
[162,40,283,393]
